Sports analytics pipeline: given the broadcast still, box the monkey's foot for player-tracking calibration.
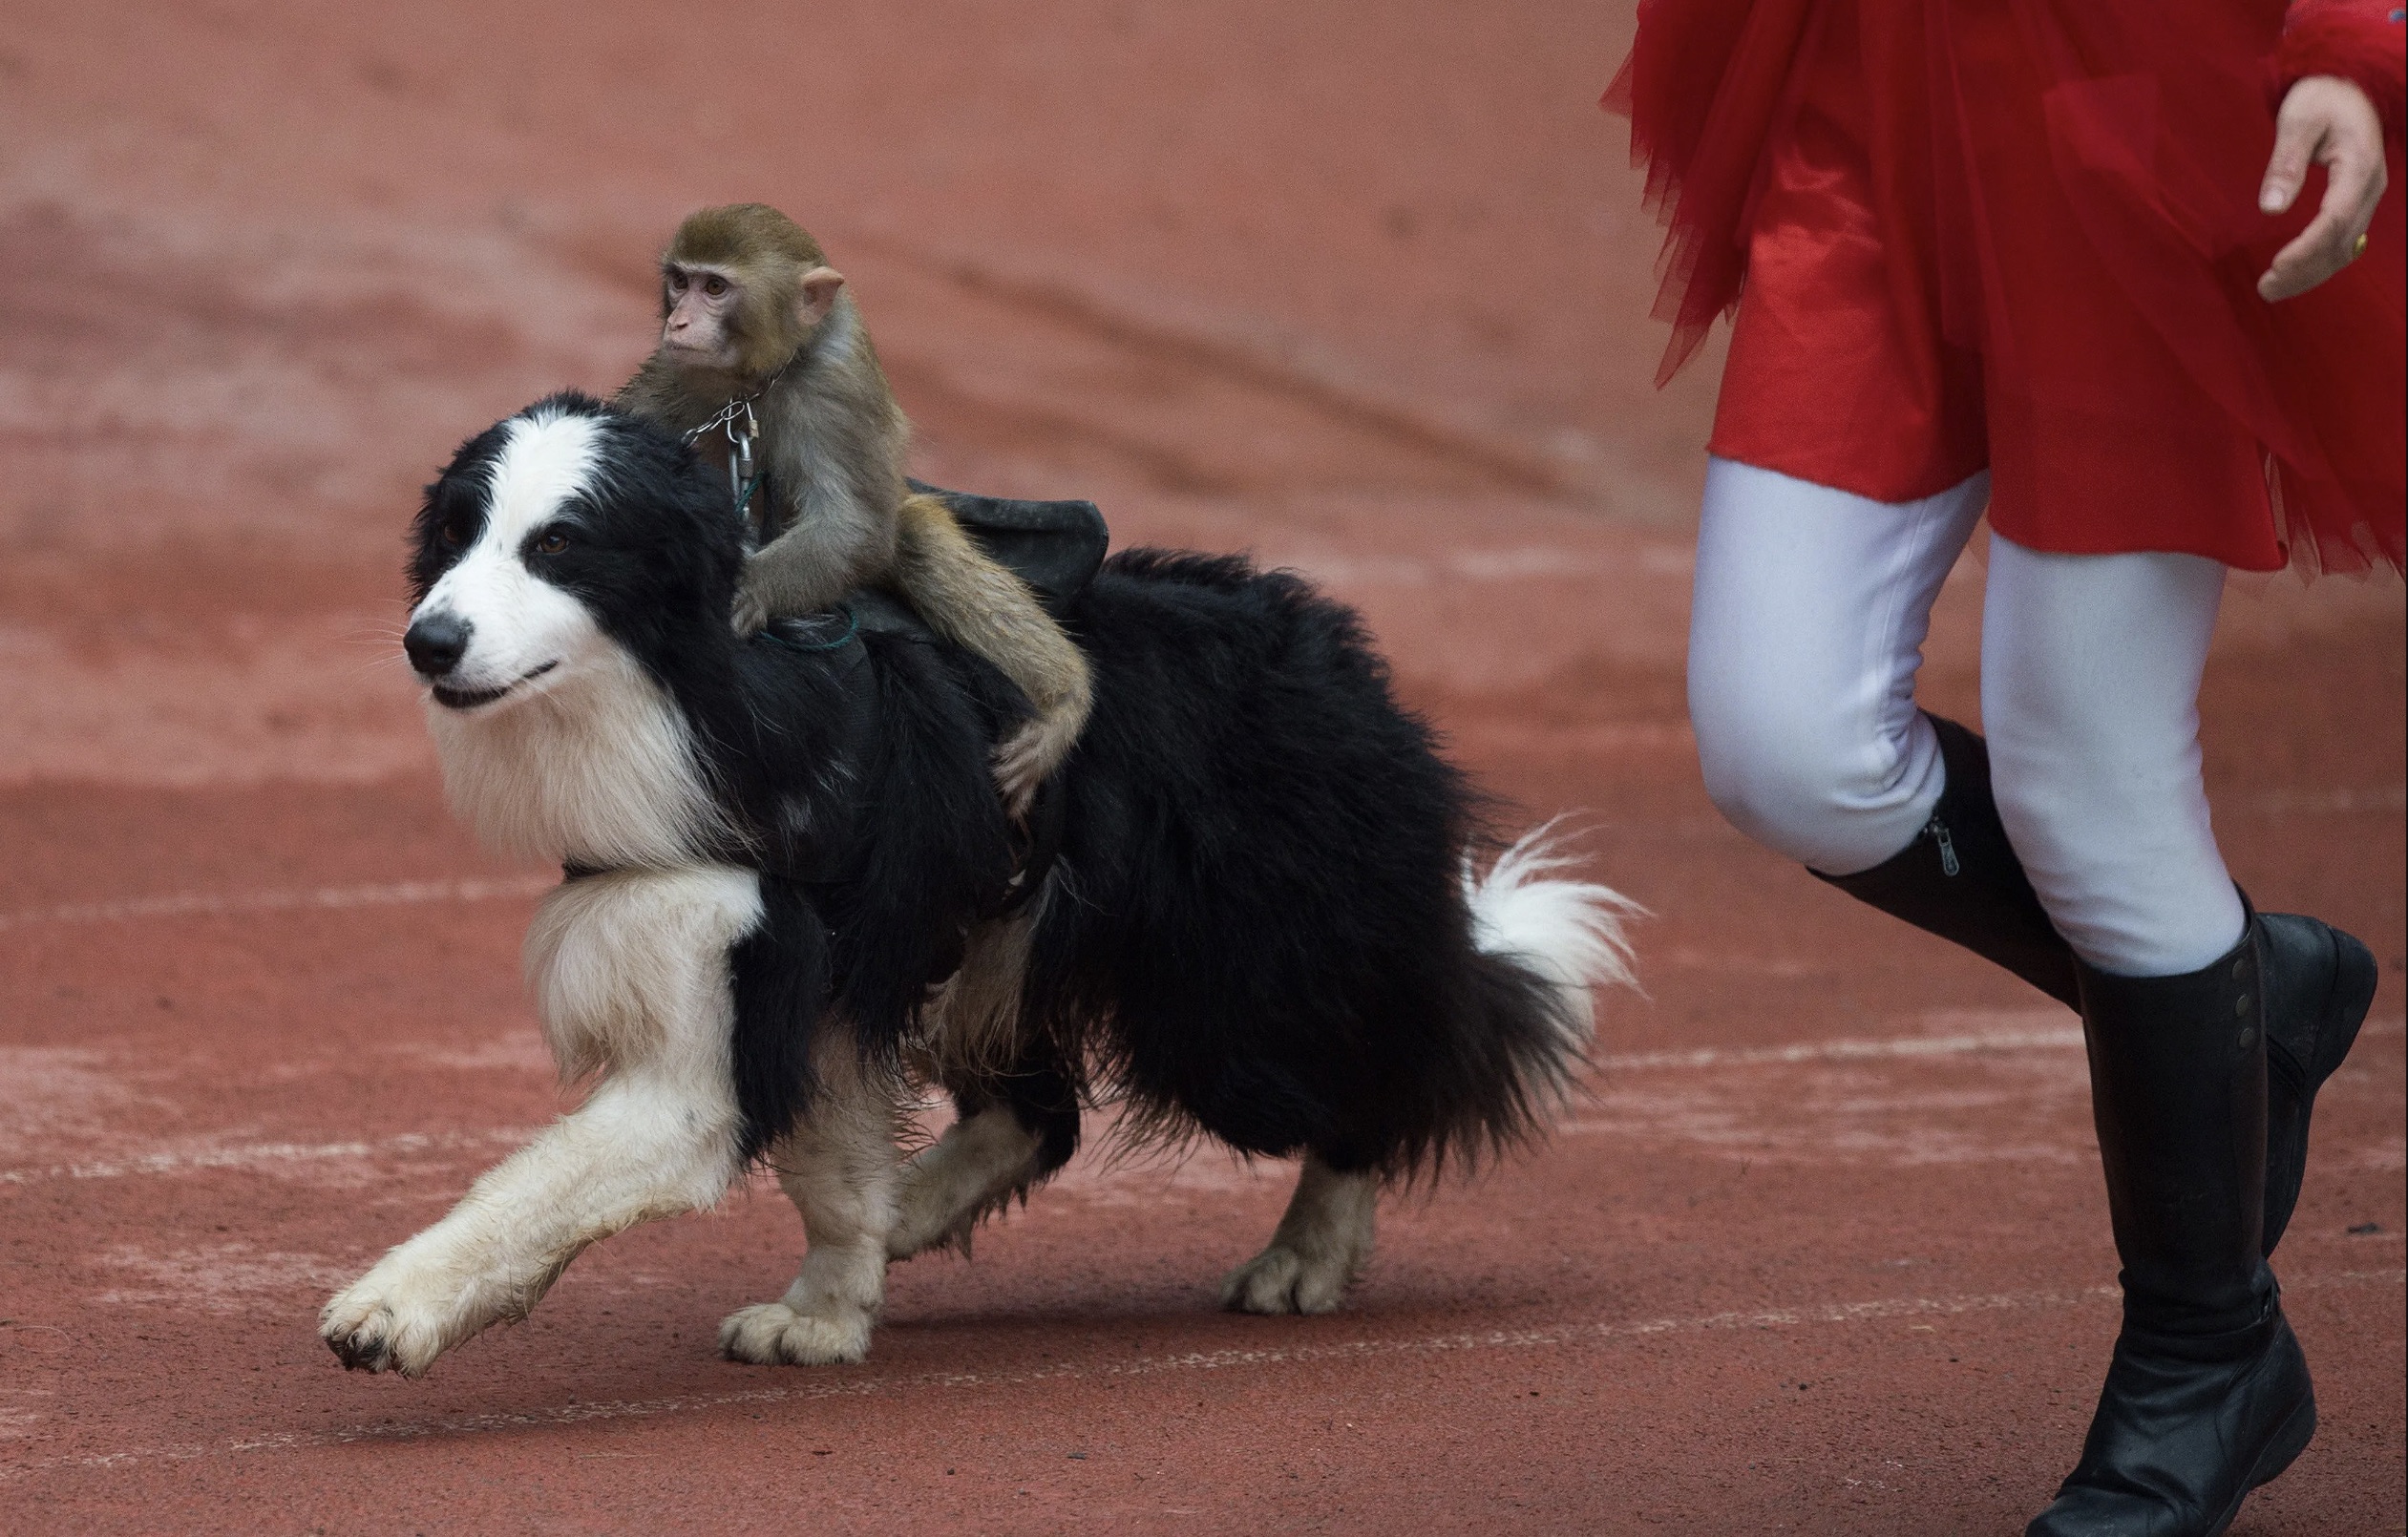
[992,716,1078,820]
[717,1298,874,1366]
[729,588,771,637]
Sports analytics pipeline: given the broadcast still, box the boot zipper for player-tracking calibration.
[1928,815,1960,876]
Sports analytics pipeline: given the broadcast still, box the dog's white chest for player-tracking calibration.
[428,655,725,870]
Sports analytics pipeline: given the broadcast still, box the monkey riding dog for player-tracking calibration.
[322,393,1637,1377]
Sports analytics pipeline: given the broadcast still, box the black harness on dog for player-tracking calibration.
[565,481,1104,912]
[763,590,1070,919]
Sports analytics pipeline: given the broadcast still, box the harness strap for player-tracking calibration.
[560,600,1065,911]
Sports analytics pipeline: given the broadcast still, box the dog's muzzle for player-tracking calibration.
[405,612,556,710]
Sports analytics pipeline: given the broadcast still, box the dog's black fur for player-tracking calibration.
[413,393,1586,1178]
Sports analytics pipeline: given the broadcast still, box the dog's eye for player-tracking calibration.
[534,528,571,557]
[438,518,470,549]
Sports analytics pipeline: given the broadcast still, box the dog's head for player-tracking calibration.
[402,393,737,714]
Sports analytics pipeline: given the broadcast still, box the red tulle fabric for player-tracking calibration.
[1607,0,2406,576]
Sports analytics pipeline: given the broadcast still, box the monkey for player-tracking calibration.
[614,203,1090,813]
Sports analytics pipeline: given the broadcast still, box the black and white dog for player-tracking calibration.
[322,392,1636,1377]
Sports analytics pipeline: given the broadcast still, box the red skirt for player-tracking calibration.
[1609,0,2406,575]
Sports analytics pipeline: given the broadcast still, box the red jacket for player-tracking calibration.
[1609,0,2404,574]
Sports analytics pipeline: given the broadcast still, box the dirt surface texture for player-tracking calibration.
[1,3,2400,1533]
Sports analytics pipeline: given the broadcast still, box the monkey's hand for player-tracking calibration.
[735,524,861,639]
[729,582,772,637]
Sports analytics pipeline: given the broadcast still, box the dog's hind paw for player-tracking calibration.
[1219,1242,1356,1316]
[718,1299,873,1366]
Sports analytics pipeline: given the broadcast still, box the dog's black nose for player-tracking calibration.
[403,612,472,677]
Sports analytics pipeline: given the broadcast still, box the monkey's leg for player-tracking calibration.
[719,1037,902,1366]
[321,870,758,1377]
[894,495,1093,815]
[1219,1153,1380,1316]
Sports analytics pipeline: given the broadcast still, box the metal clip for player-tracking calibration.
[730,418,754,505]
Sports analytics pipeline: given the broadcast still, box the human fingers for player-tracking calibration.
[2258,93,2324,216]
[2259,145,2385,299]
[2259,80,2387,301]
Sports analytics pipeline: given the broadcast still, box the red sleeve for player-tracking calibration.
[2271,0,2408,138]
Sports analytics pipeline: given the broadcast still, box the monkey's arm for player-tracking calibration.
[893,494,1093,813]
[732,496,891,636]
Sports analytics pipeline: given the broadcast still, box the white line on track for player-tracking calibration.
[0,874,556,933]
[1589,1016,2404,1076]
[5,1023,2392,1187]
[1589,1028,2083,1073]
[0,1128,538,1187]
[8,1269,2397,1481]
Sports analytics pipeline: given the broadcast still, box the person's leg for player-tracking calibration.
[1688,456,1986,873]
[1690,457,2081,1004]
[1981,537,2322,1535]
[1979,537,2376,1261]
[1690,464,2367,1258]
[1981,539,2244,976]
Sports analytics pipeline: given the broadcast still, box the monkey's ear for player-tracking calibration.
[795,266,846,327]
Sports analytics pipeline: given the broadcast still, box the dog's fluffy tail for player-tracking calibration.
[1463,820,1643,1056]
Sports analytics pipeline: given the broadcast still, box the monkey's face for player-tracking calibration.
[657,256,848,383]
[659,262,748,373]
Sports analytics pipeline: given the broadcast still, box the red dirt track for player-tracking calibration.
[2,4,2401,1533]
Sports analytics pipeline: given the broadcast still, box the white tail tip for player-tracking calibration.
[1463,820,1644,1044]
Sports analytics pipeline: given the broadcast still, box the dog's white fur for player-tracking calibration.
[429,646,726,870]
[418,407,728,870]
[719,1037,903,1366]
[1465,822,1646,1044]
[325,409,1640,1373]
[322,867,757,1376]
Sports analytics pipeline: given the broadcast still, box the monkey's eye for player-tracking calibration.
[703,275,729,298]
[533,527,571,557]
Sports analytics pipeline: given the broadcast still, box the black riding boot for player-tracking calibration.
[1816,712,2373,1253]
[1814,713,2080,1008]
[2026,924,2317,1537]
[2256,913,2376,1251]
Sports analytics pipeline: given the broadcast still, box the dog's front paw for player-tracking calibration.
[321,1267,466,1378]
[1220,1242,1357,1316]
[718,1299,874,1366]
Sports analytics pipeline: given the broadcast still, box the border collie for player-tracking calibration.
[322,392,1637,1376]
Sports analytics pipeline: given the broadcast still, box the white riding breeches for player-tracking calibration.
[1687,455,2248,979]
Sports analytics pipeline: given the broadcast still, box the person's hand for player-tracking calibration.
[2257,74,2387,301]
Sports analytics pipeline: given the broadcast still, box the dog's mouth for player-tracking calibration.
[431,661,558,711]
